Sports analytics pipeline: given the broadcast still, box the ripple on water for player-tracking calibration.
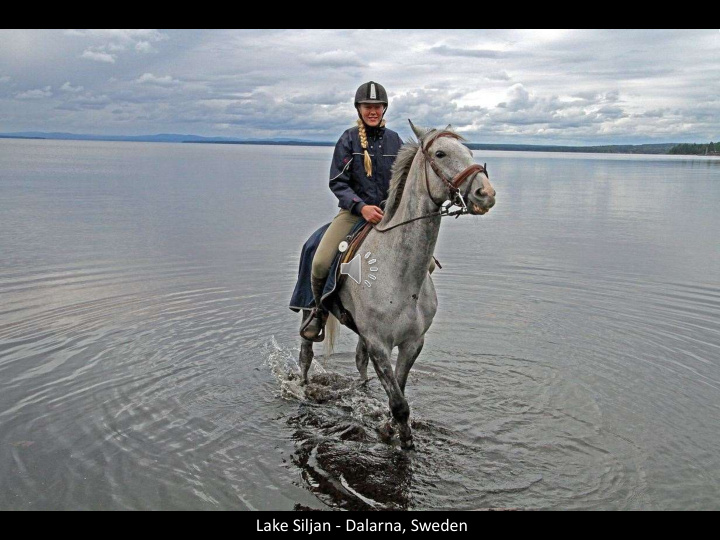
[263,336,645,510]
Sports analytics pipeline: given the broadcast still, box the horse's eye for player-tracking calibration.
[435,151,446,158]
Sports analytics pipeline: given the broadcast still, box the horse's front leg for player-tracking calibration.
[355,336,369,383]
[367,341,414,450]
[395,336,424,395]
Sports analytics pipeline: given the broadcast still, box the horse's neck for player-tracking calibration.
[380,163,441,284]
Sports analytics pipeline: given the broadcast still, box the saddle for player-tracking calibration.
[335,221,373,288]
[289,219,373,334]
[331,221,374,332]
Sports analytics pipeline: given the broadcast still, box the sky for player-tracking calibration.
[0,29,718,145]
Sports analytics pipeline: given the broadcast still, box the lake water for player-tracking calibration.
[0,138,718,510]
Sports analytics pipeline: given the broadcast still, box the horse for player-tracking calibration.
[297,120,496,450]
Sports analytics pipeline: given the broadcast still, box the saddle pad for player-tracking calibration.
[289,219,367,313]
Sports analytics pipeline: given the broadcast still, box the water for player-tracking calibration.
[1,139,718,510]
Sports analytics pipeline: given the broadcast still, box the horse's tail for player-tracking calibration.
[323,313,339,358]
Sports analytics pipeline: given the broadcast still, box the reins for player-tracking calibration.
[374,131,488,233]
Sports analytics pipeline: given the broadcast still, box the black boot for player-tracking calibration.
[300,275,328,342]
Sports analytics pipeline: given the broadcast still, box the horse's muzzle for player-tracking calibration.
[467,190,495,214]
[466,173,496,214]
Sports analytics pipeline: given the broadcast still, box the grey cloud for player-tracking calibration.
[300,50,366,68]
[66,29,168,43]
[70,29,169,64]
[2,30,718,143]
[485,71,511,81]
[594,105,627,120]
[135,73,181,86]
[60,82,84,93]
[55,94,111,111]
[135,41,155,53]
[636,109,666,118]
[430,45,516,59]
[81,49,116,63]
[288,90,347,105]
[15,86,52,99]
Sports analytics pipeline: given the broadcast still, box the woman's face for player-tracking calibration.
[358,103,385,127]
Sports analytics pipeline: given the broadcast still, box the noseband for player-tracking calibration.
[373,131,489,233]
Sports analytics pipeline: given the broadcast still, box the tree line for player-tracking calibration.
[668,142,720,155]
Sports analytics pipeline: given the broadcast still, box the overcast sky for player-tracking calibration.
[1,29,718,145]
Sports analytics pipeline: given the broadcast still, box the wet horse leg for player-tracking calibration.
[299,311,314,384]
[395,336,424,395]
[355,336,369,383]
[367,340,414,450]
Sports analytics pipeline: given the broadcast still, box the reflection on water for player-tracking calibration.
[1,139,719,509]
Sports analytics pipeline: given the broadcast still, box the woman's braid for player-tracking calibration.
[356,119,386,177]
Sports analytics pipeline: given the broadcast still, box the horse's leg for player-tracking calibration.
[395,336,424,395]
[355,336,369,383]
[299,310,314,384]
[367,341,414,450]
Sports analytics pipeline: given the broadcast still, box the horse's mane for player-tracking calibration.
[381,128,466,225]
[381,138,420,224]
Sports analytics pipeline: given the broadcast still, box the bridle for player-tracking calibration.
[421,130,487,210]
[374,131,488,233]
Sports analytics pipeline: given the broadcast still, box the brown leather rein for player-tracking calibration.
[374,131,488,233]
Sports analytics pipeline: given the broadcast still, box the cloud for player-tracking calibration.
[1,30,718,144]
[65,29,168,43]
[430,45,517,59]
[135,41,155,53]
[300,50,366,68]
[135,73,181,86]
[81,49,116,63]
[70,29,168,63]
[485,71,511,81]
[15,86,52,99]
[55,93,111,111]
[288,90,347,106]
[60,82,84,93]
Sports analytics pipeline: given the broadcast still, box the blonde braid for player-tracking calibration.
[357,119,372,177]
[356,118,387,177]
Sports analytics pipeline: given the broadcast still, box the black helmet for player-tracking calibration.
[354,81,388,107]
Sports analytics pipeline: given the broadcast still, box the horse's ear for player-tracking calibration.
[408,119,429,139]
[445,124,454,132]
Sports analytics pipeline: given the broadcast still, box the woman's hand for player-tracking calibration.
[361,205,384,224]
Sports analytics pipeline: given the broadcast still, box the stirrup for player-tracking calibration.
[299,308,327,342]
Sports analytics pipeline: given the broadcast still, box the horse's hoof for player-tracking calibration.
[400,438,415,451]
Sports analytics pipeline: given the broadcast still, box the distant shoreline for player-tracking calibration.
[1,134,717,157]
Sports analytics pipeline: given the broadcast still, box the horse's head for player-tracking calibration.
[409,120,496,215]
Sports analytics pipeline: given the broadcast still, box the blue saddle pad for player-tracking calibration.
[289,219,367,313]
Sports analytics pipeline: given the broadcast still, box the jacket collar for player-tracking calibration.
[363,124,385,138]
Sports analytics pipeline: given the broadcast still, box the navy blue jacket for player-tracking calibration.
[329,125,403,216]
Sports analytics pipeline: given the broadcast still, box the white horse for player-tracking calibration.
[299,121,496,449]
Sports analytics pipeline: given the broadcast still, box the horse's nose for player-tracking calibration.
[473,187,496,207]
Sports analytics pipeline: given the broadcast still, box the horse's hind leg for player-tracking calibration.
[355,336,369,383]
[367,341,414,450]
[395,336,424,395]
[299,338,314,384]
[299,311,314,384]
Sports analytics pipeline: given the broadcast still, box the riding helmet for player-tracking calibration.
[354,81,388,107]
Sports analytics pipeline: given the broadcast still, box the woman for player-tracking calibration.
[300,81,403,342]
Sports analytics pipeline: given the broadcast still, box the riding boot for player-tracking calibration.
[300,275,329,342]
